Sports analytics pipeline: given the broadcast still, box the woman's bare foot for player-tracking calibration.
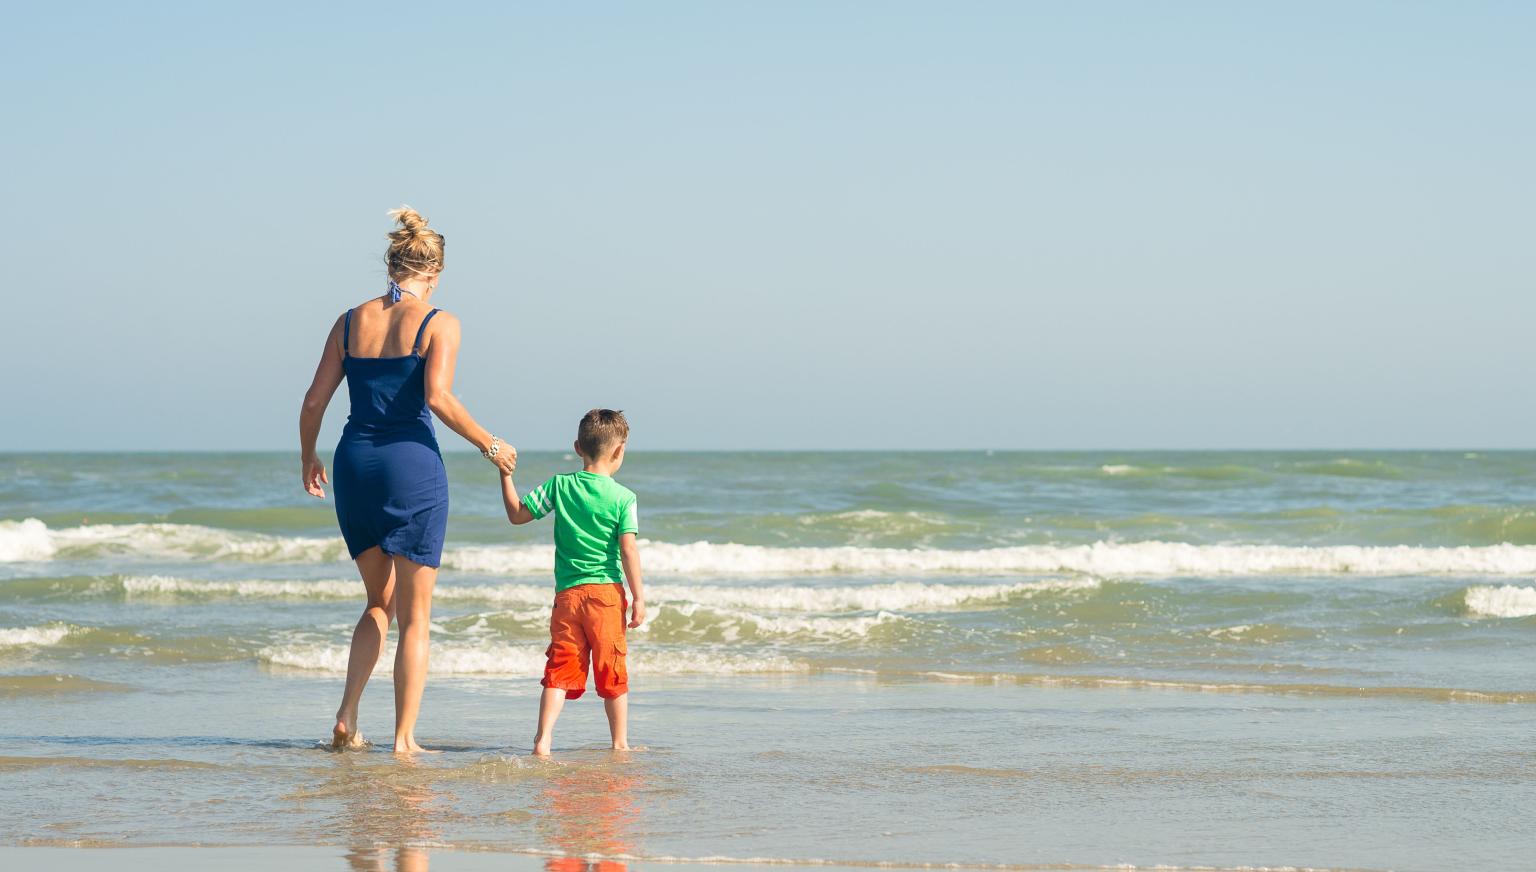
[392,734,439,755]
[532,736,552,757]
[332,717,367,751]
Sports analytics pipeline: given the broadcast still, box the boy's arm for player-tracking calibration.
[500,472,536,525]
[620,533,645,628]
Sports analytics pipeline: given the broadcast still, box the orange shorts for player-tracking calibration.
[541,582,629,700]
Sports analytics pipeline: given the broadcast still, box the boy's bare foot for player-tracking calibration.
[532,735,552,757]
[611,742,630,751]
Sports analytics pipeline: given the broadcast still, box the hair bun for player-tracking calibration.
[388,206,430,236]
[383,206,445,280]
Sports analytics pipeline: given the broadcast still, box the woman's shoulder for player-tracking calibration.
[336,296,385,320]
[423,307,459,332]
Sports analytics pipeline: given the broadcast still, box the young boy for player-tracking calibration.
[501,409,645,756]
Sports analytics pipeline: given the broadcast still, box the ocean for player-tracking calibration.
[2,451,1534,871]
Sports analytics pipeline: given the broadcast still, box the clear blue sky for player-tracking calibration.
[4,2,1532,450]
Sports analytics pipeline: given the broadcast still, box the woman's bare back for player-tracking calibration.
[339,297,440,359]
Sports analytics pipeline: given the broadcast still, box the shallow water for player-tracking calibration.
[2,452,1534,870]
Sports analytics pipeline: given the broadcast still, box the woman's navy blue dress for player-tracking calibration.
[332,307,449,568]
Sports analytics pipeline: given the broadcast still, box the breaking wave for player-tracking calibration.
[257,640,805,676]
[10,518,1536,577]
[91,575,1093,612]
[1460,585,1536,618]
[0,623,75,649]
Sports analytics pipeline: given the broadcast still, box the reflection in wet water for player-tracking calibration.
[300,754,453,872]
[328,758,449,844]
[294,750,644,872]
[537,752,639,872]
[544,857,629,872]
[345,844,430,872]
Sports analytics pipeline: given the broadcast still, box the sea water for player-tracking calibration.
[1,451,1534,871]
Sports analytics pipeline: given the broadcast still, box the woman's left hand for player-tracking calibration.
[302,455,329,498]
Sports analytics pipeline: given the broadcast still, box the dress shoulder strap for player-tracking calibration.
[413,308,441,355]
[342,309,353,357]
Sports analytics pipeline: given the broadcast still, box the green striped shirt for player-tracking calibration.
[523,471,639,591]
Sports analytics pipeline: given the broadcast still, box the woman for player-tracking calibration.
[299,207,516,753]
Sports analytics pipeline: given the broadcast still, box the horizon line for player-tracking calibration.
[0,447,1529,455]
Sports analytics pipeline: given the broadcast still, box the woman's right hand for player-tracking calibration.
[302,455,329,498]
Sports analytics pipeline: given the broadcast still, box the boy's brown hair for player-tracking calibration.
[576,409,629,459]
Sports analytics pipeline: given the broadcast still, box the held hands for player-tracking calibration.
[628,598,646,629]
[484,436,517,476]
[494,444,518,476]
[302,455,328,498]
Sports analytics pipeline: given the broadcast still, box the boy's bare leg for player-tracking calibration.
[334,547,396,749]
[392,556,438,754]
[605,693,629,750]
[533,687,567,756]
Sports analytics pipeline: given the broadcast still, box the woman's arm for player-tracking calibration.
[299,316,346,498]
[422,312,517,475]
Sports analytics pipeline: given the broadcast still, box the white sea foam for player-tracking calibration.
[115,575,1088,612]
[1099,464,1137,475]
[1462,585,1536,618]
[674,578,1096,610]
[660,603,906,639]
[0,519,56,562]
[257,640,805,676]
[801,509,926,522]
[453,540,1536,578]
[0,623,74,648]
[15,519,1536,578]
[20,520,348,564]
[120,574,551,603]
[121,575,364,598]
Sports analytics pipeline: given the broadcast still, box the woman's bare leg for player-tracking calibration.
[392,555,438,753]
[334,547,396,749]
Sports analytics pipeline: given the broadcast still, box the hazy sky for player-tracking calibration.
[4,2,1532,450]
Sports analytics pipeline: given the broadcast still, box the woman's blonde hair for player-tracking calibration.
[385,206,444,280]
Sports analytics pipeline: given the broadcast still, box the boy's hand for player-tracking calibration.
[628,598,646,629]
